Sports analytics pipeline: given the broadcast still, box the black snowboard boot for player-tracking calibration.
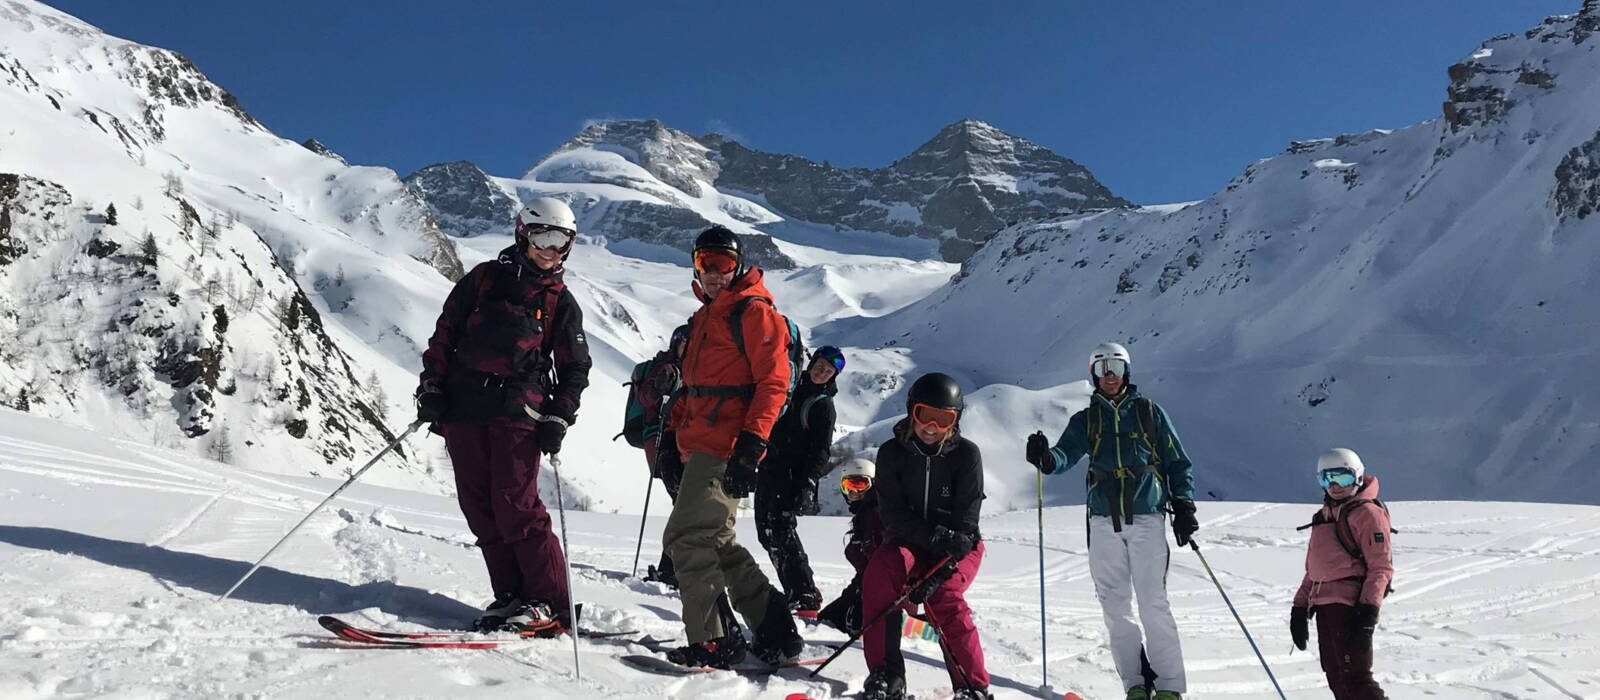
[750,585,804,665]
[861,667,907,700]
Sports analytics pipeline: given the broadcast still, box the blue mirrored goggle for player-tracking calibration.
[813,348,845,372]
[1318,468,1358,489]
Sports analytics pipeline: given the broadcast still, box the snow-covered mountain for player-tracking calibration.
[848,1,1600,507]
[0,0,957,507]
[0,0,467,489]
[410,117,1127,264]
[5,0,1599,516]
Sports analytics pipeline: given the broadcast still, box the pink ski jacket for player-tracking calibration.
[1293,476,1394,608]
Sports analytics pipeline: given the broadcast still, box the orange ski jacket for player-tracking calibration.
[670,268,792,459]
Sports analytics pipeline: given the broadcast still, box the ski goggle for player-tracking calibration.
[1318,468,1359,489]
[1091,358,1129,378]
[911,403,959,430]
[840,474,873,495]
[813,347,845,373]
[522,226,575,251]
[693,249,739,275]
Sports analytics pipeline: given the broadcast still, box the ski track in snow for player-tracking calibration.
[1,410,1598,699]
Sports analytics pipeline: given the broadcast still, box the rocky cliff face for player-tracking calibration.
[403,160,519,239]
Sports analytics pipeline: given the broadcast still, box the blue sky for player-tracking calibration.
[52,0,1575,204]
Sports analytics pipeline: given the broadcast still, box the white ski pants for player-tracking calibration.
[1088,513,1187,693]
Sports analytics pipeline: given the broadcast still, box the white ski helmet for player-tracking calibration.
[517,197,577,232]
[1088,342,1132,380]
[515,197,578,257]
[1316,448,1365,480]
[840,458,875,481]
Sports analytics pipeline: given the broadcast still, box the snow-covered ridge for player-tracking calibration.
[850,2,1600,508]
[450,116,1128,264]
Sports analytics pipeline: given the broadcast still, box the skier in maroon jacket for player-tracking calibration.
[860,373,990,700]
[414,197,592,638]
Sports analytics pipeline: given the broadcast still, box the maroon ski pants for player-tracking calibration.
[442,423,568,615]
[1314,603,1386,699]
[862,541,988,688]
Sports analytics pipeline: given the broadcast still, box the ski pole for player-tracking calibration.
[218,419,425,602]
[526,405,582,681]
[811,555,952,677]
[632,475,653,578]
[1188,541,1287,700]
[1036,469,1048,689]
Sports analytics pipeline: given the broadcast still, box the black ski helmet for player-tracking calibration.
[906,372,964,415]
[693,226,746,279]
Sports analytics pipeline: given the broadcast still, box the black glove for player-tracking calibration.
[929,525,976,559]
[535,419,566,455]
[908,560,959,605]
[1349,603,1379,651]
[731,431,767,466]
[1026,432,1052,473]
[1290,606,1309,651]
[798,476,821,516]
[1170,498,1199,547]
[415,379,447,423]
[722,432,766,499]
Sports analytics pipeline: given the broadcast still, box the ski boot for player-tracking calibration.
[644,554,678,589]
[751,586,804,665]
[861,668,907,700]
[952,687,994,700]
[665,632,747,669]
[472,594,525,632]
[787,587,823,617]
[504,600,567,638]
[1126,688,1151,700]
[1152,692,1182,700]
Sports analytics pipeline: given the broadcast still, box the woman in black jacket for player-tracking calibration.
[859,373,989,700]
[755,345,844,613]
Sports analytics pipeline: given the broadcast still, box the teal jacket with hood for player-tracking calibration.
[1042,385,1194,521]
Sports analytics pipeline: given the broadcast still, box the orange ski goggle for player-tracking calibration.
[693,250,739,275]
[840,475,873,494]
[911,403,958,430]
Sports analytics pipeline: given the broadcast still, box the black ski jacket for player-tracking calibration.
[873,419,984,554]
[760,376,838,480]
[419,245,592,428]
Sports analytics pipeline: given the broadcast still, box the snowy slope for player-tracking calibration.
[3,408,1598,699]
[842,4,1600,509]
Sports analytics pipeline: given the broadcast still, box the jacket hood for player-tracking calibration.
[498,244,565,284]
[1093,383,1143,405]
[798,372,839,399]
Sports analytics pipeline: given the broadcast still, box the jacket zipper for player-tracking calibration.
[1109,394,1126,524]
[922,453,931,519]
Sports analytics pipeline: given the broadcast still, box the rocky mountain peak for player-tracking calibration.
[301,138,347,165]
[403,161,518,239]
[535,119,719,198]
